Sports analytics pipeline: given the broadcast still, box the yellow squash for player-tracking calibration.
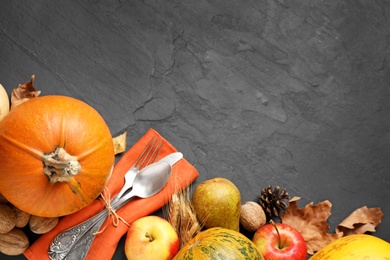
[0,84,9,122]
[311,234,390,260]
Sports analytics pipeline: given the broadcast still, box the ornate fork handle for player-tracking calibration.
[48,202,110,260]
[48,191,134,260]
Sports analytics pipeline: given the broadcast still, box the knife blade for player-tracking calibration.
[159,152,183,166]
[126,152,182,189]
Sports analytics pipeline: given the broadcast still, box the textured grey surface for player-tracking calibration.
[1,0,389,259]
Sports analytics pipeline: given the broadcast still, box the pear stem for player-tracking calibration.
[270,220,282,249]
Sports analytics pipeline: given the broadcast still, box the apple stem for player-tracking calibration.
[270,220,282,249]
[145,232,154,242]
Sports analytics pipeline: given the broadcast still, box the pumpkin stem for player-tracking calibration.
[42,147,81,183]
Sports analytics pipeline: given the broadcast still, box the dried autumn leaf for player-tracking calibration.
[112,131,127,155]
[280,197,342,255]
[11,75,41,109]
[336,206,383,236]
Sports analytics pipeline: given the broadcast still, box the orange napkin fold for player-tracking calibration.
[24,128,199,260]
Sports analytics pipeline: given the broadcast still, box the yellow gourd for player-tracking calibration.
[311,234,390,260]
[0,84,10,122]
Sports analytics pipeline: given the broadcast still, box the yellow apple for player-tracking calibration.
[124,215,179,260]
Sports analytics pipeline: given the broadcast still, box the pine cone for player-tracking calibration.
[259,185,289,218]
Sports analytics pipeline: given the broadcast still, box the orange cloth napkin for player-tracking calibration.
[24,128,199,260]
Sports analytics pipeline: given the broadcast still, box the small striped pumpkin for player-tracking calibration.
[173,227,264,260]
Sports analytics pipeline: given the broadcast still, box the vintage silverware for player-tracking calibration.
[48,152,183,260]
[115,136,163,201]
[49,161,172,260]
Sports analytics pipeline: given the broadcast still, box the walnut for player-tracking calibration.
[11,205,31,228]
[240,201,266,232]
[0,204,16,233]
[0,228,29,255]
[29,215,59,234]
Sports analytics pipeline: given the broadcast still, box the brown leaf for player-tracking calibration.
[280,197,342,255]
[11,75,41,109]
[112,131,127,155]
[336,206,383,236]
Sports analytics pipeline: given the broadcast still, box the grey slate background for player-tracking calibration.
[0,0,389,259]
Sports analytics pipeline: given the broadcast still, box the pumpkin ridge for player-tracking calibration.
[0,132,43,159]
[75,141,111,161]
[59,113,66,148]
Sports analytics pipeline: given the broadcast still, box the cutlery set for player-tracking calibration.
[48,137,183,260]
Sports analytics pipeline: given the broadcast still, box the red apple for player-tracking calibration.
[252,222,307,260]
[124,215,180,260]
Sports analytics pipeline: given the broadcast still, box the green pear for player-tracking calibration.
[192,177,241,231]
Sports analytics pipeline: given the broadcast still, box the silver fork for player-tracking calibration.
[113,136,163,202]
[48,136,163,260]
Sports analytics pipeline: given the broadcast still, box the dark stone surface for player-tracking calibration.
[1,0,389,259]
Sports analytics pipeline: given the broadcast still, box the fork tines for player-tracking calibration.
[134,136,163,170]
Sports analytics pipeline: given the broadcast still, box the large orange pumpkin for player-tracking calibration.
[0,95,114,217]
